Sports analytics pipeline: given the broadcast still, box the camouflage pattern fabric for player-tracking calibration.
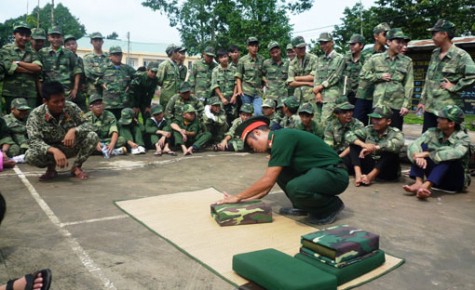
[301,225,379,263]
[164,94,204,121]
[225,117,243,138]
[202,106,228,143]
[324,117,364,153]
[83,51,109,96]
[287,53,318,102]
[360,51,414,110]
[346,125,405,157]
[3,113,28,155]
[144,117,170,145]
[299,246,381,269]
[263,58,289,100]
[171,116,200,146]
[189,59,217,102]
[84,110,125,147]
[295,119,322,137]
[407,127,471,188]
[74,55,87,111]
[211,65,236,101]
[25,101,99,168]
[0,117,15,156]
[342,52,366,96]
[129,71,159,108]
[118,122,145,147]
[235,54,265,96]
[178,64,187,86]
[157,59,180,106]
[355,47,387,101]
[99,63,136,110]
[279,114,301,129]
[419,45,475,114]
[210,200,272,226]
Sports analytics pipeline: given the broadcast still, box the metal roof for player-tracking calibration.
[76,37,170,55]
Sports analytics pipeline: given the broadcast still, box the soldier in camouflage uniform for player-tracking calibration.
[189,46,217,104]
[202,97,228,147]
[279,97,301,129]
[345,105,404,186]
[228,45,240,70]
[360,28,414,130]
[83,32,109,97]
[84,94,126,157]
[157,44,180,107]
[286,36,318,104]
[296,103,321,137]
[165,81,204,121]
[38,26,82,106]
[0,22,42,113]
[236,37,265,116]
[342,34,366,105]
[312,32,345,128]
[404,105,470,199]
[211,49,238,125]
[144,104,174,156]
[216,104,253,152]
[286,43,296,98]
[129,61,159,121]
[354,23,391,125]
[117,108,146,155]
[261,99,280,130]
[177,46,188,86]
[0,118,15,159]
[418,20,475,132]
[64,34,87,111]
[263,41,289,102]
[25,81,99,181]
[99,46,136,120]
[30,28,47,52]
[2,98,31,157]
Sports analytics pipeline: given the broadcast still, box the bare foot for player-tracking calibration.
[403,183,421,195]
[361,175,372,186]
[71,167,88,180]
[184,147,194,156]
[416,187,431,199]
[354,176,362,187]
[39,169,58,181]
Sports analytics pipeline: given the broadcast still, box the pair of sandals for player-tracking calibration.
[6,268,52,290]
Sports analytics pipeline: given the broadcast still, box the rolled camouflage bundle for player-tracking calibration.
[210,200,272,226]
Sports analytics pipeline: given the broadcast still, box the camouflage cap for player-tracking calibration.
[286,43,294,50]
[435,105,464,124]
[151,104,164,115]
[247,36,259,44]
[334,101,355,112]
[298,102,314,115]
[118,108,134,125]
[427,19,456,32]
[235,116,270,144]
[165,43,177,55]
[182,104,196,114]
[177,46,187,53]
[89,32,104,39]
[275,99,283,108]
[109,46,122,54]
[348,34,365,44]
[373,22,390,35]
[204,46,216,57]
[240,103,254,114]
[208,96,221,106]
[31,28,46,40]
[13,22,30,32]
[318,32,333,42]
[64,34,76,42]
[48,26,62,35]
[11,98,31,110]
[261,99,276,109]
[179,81,191,93]
[268,41,280,51]
[283,97,300,109]
[89,94,103,104]
[292,36,306,48]
[368,105,392,119]
[147,61,159,72]
[387,28,410,41]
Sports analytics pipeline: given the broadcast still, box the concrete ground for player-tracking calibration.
[1,124,474,290]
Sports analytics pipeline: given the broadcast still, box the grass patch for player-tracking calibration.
[405,112,475,131]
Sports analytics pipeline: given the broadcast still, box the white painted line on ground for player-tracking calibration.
[60,215,129,227]
[13,166,117,290]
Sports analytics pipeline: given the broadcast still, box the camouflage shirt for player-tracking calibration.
[287,53,318,102]
[342,52,365,96]
[0,117,14,146]
[324,117,364,153]
[84,110,118,140]
[360,51,414,110]
[263,58,289,100]
[420,44,475,114]
[346,125,404,157]
[356,46,387,100]
[407,127,471,187]
[178,64,187,86]
[202,105,228,141]
[157,59,180,106]
[83,51,109,83]
[26,101,94,156]
[128,71,159,108]
[189,59,217,101]
[38,46,81,93]
[2,113,28,147]
[295,119,321,137]
[99,63,136,109]
[144,117,169,134]
[280,114,301,129]
[235,53,265,96]
[0,43,42,99]
[225,117,243,138]
[165,94,204,121]
[314,50,345,103]
[211,65,236,100]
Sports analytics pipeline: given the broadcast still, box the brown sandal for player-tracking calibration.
[71,167,88,180]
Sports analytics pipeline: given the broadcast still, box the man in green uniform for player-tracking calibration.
[25,81,99,181]
[261,99,280,130]
[236,37,265,116]
[99,46,136,119]
[2,98,31,158]
[0,22,42,112]
[38,26,81,106]
[417,19,475,132]
[202,97,228,147]
[360,28,414,130]
[176,46,188,86]
[157,44,180,107]
[189,46,217,104]
[342,34,366,105]
[279,97,301,129]
[117,108,146,155]
[83,32,109,96]
[215,116,348,225]
[211,49,238,125]
[144,104,174,156]
[216,104,253,152]
[165,81,204,121]
[286,36,318,104]
[64,34,87,111]
[296,102,321,137]
[228,45,240,69]
[403,105,470,199]
[30,28,47,52]
[129,61,159,121]
[312,32,345,128]
[345,105,404,186]
[354,22,391,125]
[263,41,289,102]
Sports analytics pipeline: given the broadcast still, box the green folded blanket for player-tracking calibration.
[210,200,272,226]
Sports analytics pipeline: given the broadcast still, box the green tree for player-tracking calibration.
[107,32,119,40]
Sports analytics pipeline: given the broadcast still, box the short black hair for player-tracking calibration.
[217,49,228,58]
[287,106,299,114]
[42,81,65,100]
[14,28,31,36]
[228,45,239,53]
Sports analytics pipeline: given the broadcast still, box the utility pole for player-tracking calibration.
[51,0,55,25]
[37,0,40,28]
[359,0,363,35]
[127,32,131,65]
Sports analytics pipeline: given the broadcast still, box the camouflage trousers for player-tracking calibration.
[6,143,28,157]
[25,131,99,168]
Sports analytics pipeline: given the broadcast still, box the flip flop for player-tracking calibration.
[71,167,88,180]
[6,268,52,290]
